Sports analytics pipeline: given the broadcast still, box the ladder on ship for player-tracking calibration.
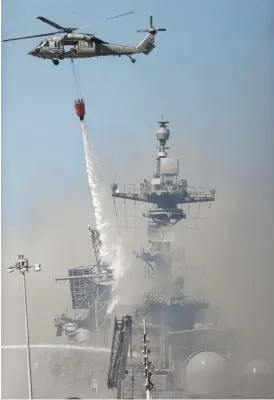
[107,315,133,399]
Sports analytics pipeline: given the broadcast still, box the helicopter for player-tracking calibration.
[3,13,166,65]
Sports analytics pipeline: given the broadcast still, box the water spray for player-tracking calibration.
[74,98,127,312]
[2,344,110,353]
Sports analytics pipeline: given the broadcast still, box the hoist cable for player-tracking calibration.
[70,59,82,98]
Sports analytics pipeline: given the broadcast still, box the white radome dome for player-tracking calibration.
[183,350,229,396]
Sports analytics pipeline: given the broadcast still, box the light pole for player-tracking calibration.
[7,254,41,400]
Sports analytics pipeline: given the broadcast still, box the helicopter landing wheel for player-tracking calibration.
[128,55,136,63]
[59,54,64,60]
[52,59,59,66]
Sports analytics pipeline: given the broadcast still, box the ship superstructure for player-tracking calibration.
[108,118,233,398]
[52,117,239,398]
[111,116,215,298]
[112,115,215,226]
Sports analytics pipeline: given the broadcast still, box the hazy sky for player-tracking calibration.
[2,0,274,397]
[2,0,273,341]
[2,0,273,228]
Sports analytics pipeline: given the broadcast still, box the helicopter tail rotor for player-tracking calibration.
[137,15,166,34]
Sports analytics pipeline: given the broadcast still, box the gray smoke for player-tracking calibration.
[2,3,273,399]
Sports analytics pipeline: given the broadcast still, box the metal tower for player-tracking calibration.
[142,318,153,400]
[111,116,215,292]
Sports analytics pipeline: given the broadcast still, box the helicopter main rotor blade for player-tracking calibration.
[37,16,66,31]
[77,11,134,30]
[3,31,59,42]
[3,11,134,43]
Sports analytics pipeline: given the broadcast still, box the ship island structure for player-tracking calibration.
[50,115,273,399]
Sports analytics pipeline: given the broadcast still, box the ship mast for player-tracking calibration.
[142,318,153,400]
[111,116,216,294]
[111,116,215,230]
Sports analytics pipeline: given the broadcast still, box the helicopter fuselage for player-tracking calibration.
[28,32,156,64]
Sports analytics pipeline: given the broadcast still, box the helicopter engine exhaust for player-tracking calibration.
[74,98,85,121]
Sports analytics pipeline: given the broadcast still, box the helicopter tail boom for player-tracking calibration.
[136,33,156,55]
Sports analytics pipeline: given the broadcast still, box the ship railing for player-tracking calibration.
[187,186,216,199]
[112,182,215,201]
